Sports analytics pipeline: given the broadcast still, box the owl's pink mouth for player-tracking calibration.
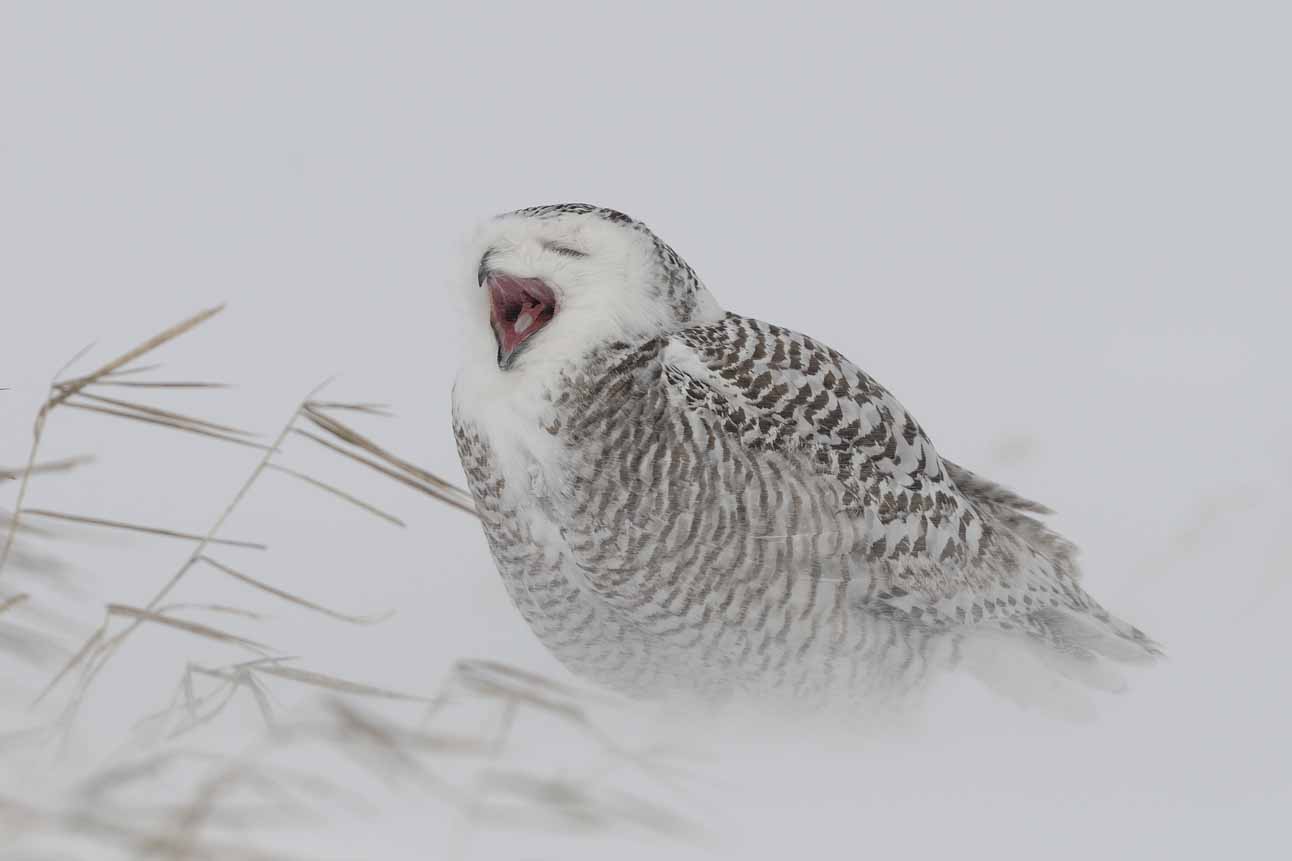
[488,274,557,369]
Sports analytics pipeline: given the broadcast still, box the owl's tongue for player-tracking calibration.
[488,274,557,367]
[513,298,542,336]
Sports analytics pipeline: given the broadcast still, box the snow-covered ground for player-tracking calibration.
[3,4,1289,859]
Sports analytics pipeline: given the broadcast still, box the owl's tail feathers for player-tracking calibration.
[960,607,1162,721]
[960,633,1101,721]
[1039,604,1164,664]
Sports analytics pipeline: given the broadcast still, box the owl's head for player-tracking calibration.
[458,204,724,377]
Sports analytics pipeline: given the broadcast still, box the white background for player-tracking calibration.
[3,3,1289,859]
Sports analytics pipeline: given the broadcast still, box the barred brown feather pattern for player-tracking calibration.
[454,313,1158,705]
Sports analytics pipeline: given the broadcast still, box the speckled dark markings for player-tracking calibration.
[454,307,1159,705]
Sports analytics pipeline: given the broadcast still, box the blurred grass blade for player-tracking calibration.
[0,456,94,483]
[254,664,432,703]
[154,603,266,622]
[67,391,256,437]
[0,593,28,615]
[107,604,271,653]
[293,427,476,518]
[53,340,99,380]
[60,402,269,450]
[266,463,406,528]
[5,308,227,578]
[49,305,225,408]
[32,619,107,706]
[198,555,391,625]
[22,509,267,550]
[45,384,326,725]
[89,379,232,389]
[307,401,393,416]
[293,428,443,499]
[101,363,164,378]
[245,675,277,728]
[301,404,475,511]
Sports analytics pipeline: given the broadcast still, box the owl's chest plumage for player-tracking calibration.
[451,343,948,703]
[452,387,673,697]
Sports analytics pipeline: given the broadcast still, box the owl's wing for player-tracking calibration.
[658,315,1158,665]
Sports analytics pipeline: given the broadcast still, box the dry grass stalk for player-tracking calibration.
[0,456,94,483]
[4,797,315,861]
[165,759,268,856]
[5,310,700,856]
[22,510,267,551]
[469,769,698,836]
[446,659,600,729]
[59,391,253,438]
[0,509,66,583]
[130,658,294,741]
[49,306,226,409]
[97,363,163,378]
[40,383,321,719]
[0,592,29,615]
[424,660,695,797]
[265,463,406,528]
[292,429,447,506]
[77,749,228,801]
[52,384,263,449]
[179,663,281,731]
[197,555,390,625]
[317,700,458,800]
[297,403,477,516]
[105,604,272,654]
[0,305,226,580]
[241,675,278,729]
[304,401,392,416]
[87,380,232,390]
[129,660,660,828]
[318,708,494,759]
[154,603,266,622]
[60,402,268,450]
[142,701,465,855]
[252,665,432,704]
[32,618,108,707]
[161,676,248,740]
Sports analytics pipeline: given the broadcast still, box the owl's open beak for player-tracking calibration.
[487,274,557,370]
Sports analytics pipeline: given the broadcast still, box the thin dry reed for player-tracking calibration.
[1,308,693,860]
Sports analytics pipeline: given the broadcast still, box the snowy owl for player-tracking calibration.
[451,203,1159,711]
